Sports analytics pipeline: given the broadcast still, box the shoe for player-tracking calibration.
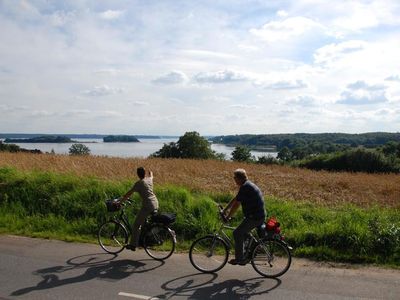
[125,244,136,251]
[228,259,247,266]
[228,259,239,265]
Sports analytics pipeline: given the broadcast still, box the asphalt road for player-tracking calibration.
[0,235,399,300]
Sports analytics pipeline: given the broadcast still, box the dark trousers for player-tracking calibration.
[233,217,264,261]
[130,206,154,247]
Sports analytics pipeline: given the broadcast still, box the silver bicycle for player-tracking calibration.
[189,205,292,278]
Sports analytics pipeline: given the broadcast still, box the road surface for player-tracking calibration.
[0,235,399,299]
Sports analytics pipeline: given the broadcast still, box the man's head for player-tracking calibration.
[233,168,248,185]
[137,167,146,179]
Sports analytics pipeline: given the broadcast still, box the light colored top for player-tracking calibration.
[132,176,159,210]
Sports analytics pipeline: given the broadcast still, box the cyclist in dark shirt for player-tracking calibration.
[223,168,266,265]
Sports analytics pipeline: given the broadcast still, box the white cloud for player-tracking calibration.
[250,16,323,42]
[49,10,75,27]
[93,69,121,76]
[60,110,92,117]
[286,95,317,106]
[99,10,125,20]
[94,110,123,117]
[347,81,385,91]
[0,104,29,113]
[83,85,125,97]
[314,40,366,65]
[385,75,400,82]
[181,49,237,60]
[30,110,55,117]
[229,104,260,109]
[203,96,231,103]
[277,10,289,18]
[132,101,150,106]
[193,70,249,84]
[152,71,188,85]
[331,0,400,32]
[337,81,388,105]
[263,79,308,90]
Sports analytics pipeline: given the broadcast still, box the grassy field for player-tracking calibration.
[0,152,399,208]
[0,152,399,266]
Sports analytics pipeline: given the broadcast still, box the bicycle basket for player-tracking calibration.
[151,212,176,224]
[105,199,121,212]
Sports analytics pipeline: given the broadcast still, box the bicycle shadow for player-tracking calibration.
[11,253,164,296]
[156,273,281,299]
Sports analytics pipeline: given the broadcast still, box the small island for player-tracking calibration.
[4,135,75,143]
[103,135,140,143]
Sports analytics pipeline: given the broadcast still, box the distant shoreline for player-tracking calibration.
[0,133,180,139]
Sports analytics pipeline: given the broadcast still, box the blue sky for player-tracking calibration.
[0,0,399,135]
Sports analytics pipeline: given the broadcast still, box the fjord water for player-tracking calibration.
[4,138,277,159]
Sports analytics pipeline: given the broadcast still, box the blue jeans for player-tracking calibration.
[233,217,264,261]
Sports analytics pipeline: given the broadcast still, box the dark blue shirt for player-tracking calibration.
[236,180,265,219]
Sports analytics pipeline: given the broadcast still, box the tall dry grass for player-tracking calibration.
[1,152,399,208]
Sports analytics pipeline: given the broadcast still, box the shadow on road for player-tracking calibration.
[11,253,164,296]
[156,273,281,299]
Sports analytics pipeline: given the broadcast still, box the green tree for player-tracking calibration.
[0,141,21,153]
[151,131,220,159]
[381,141,400,158]
[177,131,215,159]
[277,146,292,161]
[151,142,180,158]
[257,155,279,165]
[231,145,253,162]
[299,148,399,173]
[69,143,91,156]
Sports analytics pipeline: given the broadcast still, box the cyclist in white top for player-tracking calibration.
[119,167,159,251]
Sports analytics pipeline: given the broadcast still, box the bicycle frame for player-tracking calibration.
[114,209,131,232]
[212,222,236,249]
[212,219,263,260]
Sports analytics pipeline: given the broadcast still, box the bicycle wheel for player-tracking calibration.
[143,225,176,260]
[251,239,292,278]
[98,220,128,254]
[189,235,229,273]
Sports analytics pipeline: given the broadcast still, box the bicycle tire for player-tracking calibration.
[189,235,229,273]
[98,220,128,254]
[251,239,292,278]
[143,225,176,260]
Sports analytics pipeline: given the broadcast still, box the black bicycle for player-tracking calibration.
[189,205,292,278]
[98,198,177,261]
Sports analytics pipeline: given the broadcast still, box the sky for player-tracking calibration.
[0,0,400,136]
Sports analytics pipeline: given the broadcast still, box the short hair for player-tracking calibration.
[234,169,248,181]
[137,167,146,179]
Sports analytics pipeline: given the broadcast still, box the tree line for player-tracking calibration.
[212,132,400,150]
[152,131,400,173]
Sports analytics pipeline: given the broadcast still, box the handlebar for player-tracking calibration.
[118,198,133,208]
[122,198,133,205]
[217,204,229,223]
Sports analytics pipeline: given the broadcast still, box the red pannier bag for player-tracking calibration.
[266,217,281,234]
